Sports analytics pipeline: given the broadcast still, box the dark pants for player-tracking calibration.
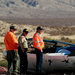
[18,46,28,74]
[35,48,43,74]
[6,50,18,75]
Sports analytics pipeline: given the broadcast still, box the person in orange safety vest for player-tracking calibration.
[33,26,44,74]
[4,26,19,75]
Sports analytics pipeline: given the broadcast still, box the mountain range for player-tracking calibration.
[0,0,75,19]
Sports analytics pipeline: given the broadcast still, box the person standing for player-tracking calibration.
[18,29,29,75]
[4,26,18,75]
[33,26,44,74]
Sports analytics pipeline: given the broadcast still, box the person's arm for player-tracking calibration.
[23,38,28,48]
[22,37,28,52]
[4,36,9,50]
[41,41,44,49]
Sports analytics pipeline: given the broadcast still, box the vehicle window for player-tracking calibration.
[44,42,56,49]
[27,40,35,53]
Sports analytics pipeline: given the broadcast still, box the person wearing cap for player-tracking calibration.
[33,26,44,74]
[18,29,29,75]
[4,26,19,75]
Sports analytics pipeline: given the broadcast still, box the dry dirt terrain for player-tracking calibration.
[0,20,75,75]
[0,20,75,52]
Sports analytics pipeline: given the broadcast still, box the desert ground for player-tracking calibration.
[0,20,75,52]
[0,19,75,75]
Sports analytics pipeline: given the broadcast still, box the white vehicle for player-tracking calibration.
[27,38,75,75]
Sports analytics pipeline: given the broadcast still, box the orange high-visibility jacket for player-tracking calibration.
[4,31,18,51]
[33,32,44,51]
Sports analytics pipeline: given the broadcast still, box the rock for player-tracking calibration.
[0,66,7,74]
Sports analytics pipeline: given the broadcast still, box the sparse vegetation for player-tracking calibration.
[43,37,53,40]
[0,60,7,68]
[60,37,72,43]
[44,36,75,45]
[0,20,75,53]
[0,42,4,45]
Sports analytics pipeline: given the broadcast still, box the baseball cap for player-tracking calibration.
[23,29,29,33]
[10,26,16,30]
[37,26,44,30]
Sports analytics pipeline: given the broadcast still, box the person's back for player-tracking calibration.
[4,31,18,50]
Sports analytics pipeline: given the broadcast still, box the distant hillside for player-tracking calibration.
[0,0,75,19]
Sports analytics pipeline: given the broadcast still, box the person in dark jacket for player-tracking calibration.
[18,29,29,75]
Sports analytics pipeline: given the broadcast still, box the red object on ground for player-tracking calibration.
[0,66,7,74]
